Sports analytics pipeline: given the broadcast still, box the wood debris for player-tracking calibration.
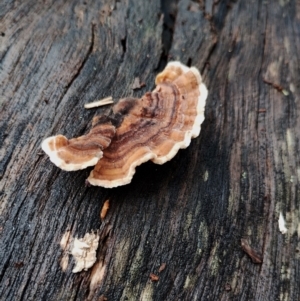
[149,273,159,281]
[278,212,288,234]
[282,89,289,96]
[84,96,113,109]
[241,238,263,263]
[100,199,110,220]
[59,230,72,271]
[263,78,288,95]
[158,262,166,273]
[71,232,100,273]
[224,283,232,291]
[132,77,146,90]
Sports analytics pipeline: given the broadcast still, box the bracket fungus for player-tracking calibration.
[42,120,115,171]
[42,61,208,188]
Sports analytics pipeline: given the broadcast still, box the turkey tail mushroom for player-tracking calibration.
[42,61,208,187]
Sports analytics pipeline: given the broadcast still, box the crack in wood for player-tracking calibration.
[156,0,179,72]
[121,36,127,55]
[63,23,95,94]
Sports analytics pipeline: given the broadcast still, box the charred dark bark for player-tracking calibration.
[0,0,299,300]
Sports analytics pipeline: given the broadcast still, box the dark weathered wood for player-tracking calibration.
[1,0,300,300]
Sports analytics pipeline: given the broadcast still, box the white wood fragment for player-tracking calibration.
[279,212,288,234]
[84,97,113,109]
[59,230,72,271]
[59,231,100,273]
[60,230,72,250]
[71,232,100,273]
[60,254,69,272]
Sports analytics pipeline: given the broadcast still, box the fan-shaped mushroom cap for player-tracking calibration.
[42,61,207,187]
[87,61,207,187]
[41,123,115,171]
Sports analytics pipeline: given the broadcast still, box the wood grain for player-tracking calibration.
[0,0,300,300]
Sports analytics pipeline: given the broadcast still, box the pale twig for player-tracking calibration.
[84,96,113,109]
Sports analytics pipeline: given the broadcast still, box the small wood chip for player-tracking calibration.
[84,96,113,109]
[132,77,146,90]
[158,262,166,273]
[100,199,110,220]
[278,212,288,234]
[241,238,263,263]
[149,273,159,281]
[282,89,289,96]
[224,283,232,291]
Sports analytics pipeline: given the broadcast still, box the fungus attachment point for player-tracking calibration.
[42,61,208,187]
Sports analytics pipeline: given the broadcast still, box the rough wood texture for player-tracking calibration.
[1,0,300,300]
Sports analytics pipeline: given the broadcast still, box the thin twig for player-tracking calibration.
[84,96,113,109]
